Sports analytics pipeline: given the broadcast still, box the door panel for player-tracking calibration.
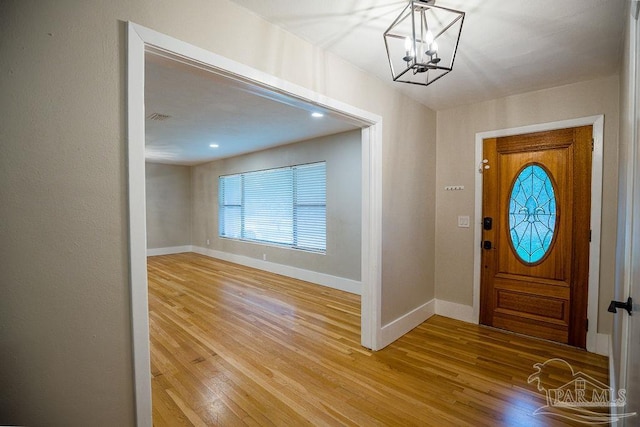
[480,126,592,347]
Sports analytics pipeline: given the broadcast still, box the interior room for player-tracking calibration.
[144,53,363,294]
[1,0,639,426]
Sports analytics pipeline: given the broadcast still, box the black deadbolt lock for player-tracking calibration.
[483,217,493,230]
[483,241,492,250]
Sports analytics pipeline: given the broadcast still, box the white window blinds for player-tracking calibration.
[219,162,326,252]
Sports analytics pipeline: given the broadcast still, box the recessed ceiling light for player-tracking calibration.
[209,143,219,148]
[311,112,324,118]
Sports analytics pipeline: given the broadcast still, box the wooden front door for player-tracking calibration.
[480,126,592,347]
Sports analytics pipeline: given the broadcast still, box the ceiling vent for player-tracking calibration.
[147,113,171,121]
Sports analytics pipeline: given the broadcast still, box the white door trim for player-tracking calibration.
[127,22,383,426]
[126,24,152,427]
[619,1,640,415]
[473,115,604,353]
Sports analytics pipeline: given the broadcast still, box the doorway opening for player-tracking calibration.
[127,22,383,426]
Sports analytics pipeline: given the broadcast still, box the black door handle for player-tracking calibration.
[608,297,633,315]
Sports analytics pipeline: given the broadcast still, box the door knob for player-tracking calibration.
[608,297,633,315]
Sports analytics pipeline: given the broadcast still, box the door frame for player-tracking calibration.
[618,3,640,422]
[127,22,383,427]
[472,115,604,354]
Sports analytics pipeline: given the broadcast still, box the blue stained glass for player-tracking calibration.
[508,164,557,264]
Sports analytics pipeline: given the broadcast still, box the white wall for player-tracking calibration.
[0,1,436,424]
[192,130,362,281]
[145,162,191,249]
[612,0,638,395]
[435,75,620,335]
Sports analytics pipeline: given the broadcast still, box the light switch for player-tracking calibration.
[458,215,470,228]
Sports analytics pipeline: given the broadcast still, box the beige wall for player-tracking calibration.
[435,75,620,335]
[192,131,362,281]
[381,99,437,324]
[145,163,191,249]
[0,0,436,424]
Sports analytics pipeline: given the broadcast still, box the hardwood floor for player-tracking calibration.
[148,253,609,426]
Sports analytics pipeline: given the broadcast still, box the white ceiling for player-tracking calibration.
[145,55,359,165]
[230,0,626,110]
[145,0,626,165]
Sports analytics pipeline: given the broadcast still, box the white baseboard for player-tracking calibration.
[147,245,193,256]
[379,299,435,349]
[596,333,610,357]
[608,334,618,425]
[191,246,361,295]
[435,300,474,323]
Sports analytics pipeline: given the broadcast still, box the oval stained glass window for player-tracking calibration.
[508,164,557,264]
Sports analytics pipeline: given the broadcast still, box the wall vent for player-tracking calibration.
[147,113,171,121]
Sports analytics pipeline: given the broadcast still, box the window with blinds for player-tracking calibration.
[219,162,326,252]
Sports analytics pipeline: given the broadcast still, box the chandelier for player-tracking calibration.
[383,0,464,86]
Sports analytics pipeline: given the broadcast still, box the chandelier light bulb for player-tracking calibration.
[426,30,434,46]
[403,36,414,61]
[429,41,441,63]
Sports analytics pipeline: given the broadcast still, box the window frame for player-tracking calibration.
[218,161,327,253]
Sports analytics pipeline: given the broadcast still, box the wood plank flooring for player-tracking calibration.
[147,253,609,426]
